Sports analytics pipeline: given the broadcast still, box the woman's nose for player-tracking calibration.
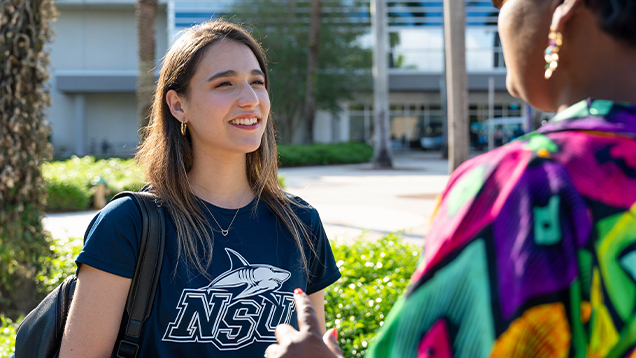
[237,83,259,108]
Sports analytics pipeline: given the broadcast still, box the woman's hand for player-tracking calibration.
[265,289,344,358]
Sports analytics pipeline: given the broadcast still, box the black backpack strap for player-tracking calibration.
[110,191,165,358]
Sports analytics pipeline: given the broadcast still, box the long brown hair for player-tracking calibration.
[136,20,313,279]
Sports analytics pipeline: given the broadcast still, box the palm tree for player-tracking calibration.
[136,0,157,132]
[303,0,322,144]
[443,0,468,171]
[0,0,56,317]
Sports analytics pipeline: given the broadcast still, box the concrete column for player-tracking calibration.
[167,0,176,46]
[371,0,392,168]
[339,104,350,142]
[439,76,448,158]
[74,94,86,156]
[443,0,469,171]
[364,104,371,144]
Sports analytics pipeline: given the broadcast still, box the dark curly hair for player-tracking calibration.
[585,0,636,46]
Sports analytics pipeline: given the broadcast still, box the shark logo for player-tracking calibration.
[205,248,291,301]
[162,249,296,350]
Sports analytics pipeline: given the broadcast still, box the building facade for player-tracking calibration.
[47,0,534,156]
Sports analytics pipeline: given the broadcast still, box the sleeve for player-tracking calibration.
[366,154,592,358]
[75,196,143,279]
[304,208,341,295]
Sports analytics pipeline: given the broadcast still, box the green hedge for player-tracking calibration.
[43,156,290,212]
[43,143,374,212]
[326,234,419,357]
[42,156,145,211]
[0,315,17,358]
[0,234,418,357]
[278,142,373,167]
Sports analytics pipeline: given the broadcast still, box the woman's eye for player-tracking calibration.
[252,79,265,86]
[216,81,231,88]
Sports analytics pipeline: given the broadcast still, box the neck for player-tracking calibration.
[187,151,255,209]
[555,22,636,112]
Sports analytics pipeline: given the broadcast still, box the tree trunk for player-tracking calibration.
[136,0,157,133]
[0,0,56,318]
[371,0,393,168]
[303,0,322,144]
[443,0,468,171]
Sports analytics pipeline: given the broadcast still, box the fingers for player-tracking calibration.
[293,288,321,335]
[274,323,297,344]
[266,288,342,358]
[264,343,282,358]
[323,328,345,358]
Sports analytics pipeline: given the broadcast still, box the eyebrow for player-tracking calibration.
[206,69,265,83]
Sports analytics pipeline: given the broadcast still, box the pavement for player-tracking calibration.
[43,151,451,246]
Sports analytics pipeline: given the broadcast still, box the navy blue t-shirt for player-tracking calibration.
[76,195,340,357]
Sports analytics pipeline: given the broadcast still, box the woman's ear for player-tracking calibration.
[166,89,187,122]
[551,0,584,32]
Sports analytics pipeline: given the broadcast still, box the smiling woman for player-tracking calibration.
[57,21,341,358]
[165,40,270,158]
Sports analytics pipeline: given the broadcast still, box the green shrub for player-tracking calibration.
[0,315,17,358]
[43,156,287,211]
[45,178,91,211]
[278,142,373,167]
[326,233,420,358]
[0,236,82,357]
[42,156,146,211]
[36,237,83,296]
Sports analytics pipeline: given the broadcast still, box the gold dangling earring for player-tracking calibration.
[544,26,563,79]
[181,121,187,136]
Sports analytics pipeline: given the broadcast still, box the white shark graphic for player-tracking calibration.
[205,248,291,301]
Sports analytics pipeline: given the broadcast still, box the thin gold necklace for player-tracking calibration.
[201,201,240,236]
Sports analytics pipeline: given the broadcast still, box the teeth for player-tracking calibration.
[231,117,258,126]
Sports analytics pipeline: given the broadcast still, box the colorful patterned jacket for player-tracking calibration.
[367,99,636,358]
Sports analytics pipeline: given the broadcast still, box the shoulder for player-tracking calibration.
[78,194,149,279]
[96,195,142,223]
[422,136,590,273]
[85,194,143,239]
[285,193,320,221]
[442,131,565,203]
[439,132,581,223]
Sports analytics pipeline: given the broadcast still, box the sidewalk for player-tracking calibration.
[43,151,450,246]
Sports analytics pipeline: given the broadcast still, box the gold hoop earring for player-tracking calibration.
[544,27,563,79]
[181,121,187,136]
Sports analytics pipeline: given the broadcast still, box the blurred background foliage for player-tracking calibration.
[326,234,420,358]
[43,142,372,211]
[0,315,16,358]
[0,236,81,358]
[278,142,373,166]
[42,156,145,211]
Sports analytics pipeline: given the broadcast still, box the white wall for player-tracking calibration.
[85,93,139,155]
[313,105,350,144]
[47,5,168,155]
[49,7,168,70]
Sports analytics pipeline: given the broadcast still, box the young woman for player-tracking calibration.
[59,21,340,357]
[266,0,636,356]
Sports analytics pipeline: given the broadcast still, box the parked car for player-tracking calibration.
[482,116,528,148]
[420,134,442,150]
